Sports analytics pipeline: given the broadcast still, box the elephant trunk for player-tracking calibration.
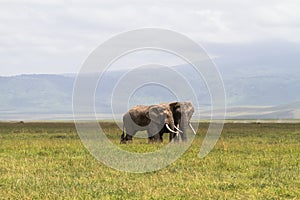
[179,116,188,129]
[180,118,196,135]
[178,116,191,141]
[165,118,177,134]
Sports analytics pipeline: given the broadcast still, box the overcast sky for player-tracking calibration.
[0,0,299,76]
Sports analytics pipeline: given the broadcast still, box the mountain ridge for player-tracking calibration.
[0,64,299,120]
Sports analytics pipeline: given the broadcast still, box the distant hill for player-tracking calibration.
[0,74,73,114]
[0,64,299,120]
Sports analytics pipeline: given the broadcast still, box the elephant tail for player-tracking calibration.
[120,123,125,143]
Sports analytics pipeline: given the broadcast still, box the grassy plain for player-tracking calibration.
[0,122,300,199]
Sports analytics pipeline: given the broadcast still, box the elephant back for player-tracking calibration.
[128,105,151,126]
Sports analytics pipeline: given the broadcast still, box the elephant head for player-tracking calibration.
[121,104,177,144]
[147,104,178,142]
[169,101,195,142]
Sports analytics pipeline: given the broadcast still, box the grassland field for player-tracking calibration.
[0,121,300,199]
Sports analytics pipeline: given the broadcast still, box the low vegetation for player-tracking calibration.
[0,122,300,199]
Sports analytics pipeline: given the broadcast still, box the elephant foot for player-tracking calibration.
[120,138,133,144]
[171,136,180,143]
[148,138,163,144]
[120,140,127,144]
[148,140,153,144]
[181,137,188,142]
[148,137,155,144]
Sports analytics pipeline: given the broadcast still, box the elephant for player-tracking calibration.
[171,101,196,142]
[120,104,179,144]
[149,102,196,142]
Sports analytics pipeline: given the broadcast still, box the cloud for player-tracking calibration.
[0,0,299,75]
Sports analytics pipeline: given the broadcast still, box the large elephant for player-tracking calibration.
[120,104,178,144]
[150,102,196,142]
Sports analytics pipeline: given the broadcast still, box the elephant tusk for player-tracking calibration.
[174,126,183,133]
[165,124,178,134]
[189,123,197,135]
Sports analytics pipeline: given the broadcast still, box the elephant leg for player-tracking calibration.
[148,135,155,143]
[120,124,127,144]
[126,130,137,142]
[148,126,162,143]
[155,132,163,143]
[169,132,175,142]
[120,134,127,144]
[150,128,164,143]
[174,135,180,143]
[179,131,187,142]
[125,134,133,143]
[172,131,180,143]
[147,129,153,143]
[158,128,164,143]
[148,132,161,143]
[159,135,163,143]
[170,132,180,143]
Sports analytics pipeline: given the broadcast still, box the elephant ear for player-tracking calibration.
[185,102,195,119]
[169,102,181,114]
[169,101,180,112]
[147,106,165,124]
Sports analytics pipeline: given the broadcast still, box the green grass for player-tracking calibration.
[0,122,300,199]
